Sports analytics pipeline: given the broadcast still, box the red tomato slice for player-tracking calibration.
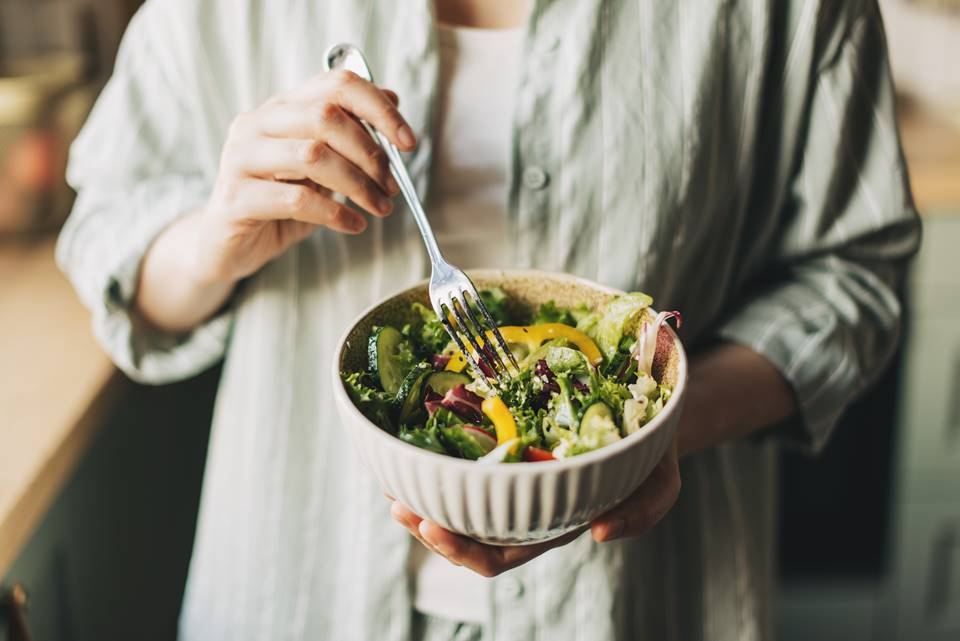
[523,446,555,462]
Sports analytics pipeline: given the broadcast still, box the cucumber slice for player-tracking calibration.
[397,363,433,425]
[603,351,628,378]
[368,326,413,396]
[424,371,471,396]
[462,425,498,453]
[580,401,613,431]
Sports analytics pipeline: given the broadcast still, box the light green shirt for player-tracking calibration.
[57,1,920,639]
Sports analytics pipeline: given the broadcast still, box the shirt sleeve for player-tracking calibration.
[56,2,230,385]
[716,2,921,454]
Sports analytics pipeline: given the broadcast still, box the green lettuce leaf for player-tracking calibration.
[547,376,579,430]
[523,342,591,375]
[398,407,462,455]
[342,371,396,432]
[572,409,622,454]
[403,303,449,356]
[576,292,654,360]
[477,287,511,325]
[531,301,576,326]
[593,376,632,418]
[440,426,490,460]
[398,427,447,454]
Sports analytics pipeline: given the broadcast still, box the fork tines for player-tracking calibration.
[438,291,519,386]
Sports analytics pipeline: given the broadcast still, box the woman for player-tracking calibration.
[58,0,919,639]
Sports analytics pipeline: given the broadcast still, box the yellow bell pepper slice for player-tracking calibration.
[497,324,603,366]
[444,351,468,373]
[482,396,518,446]
[445,323,603,371]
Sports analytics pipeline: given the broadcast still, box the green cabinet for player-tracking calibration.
[881,215,960,640]
[1,368,218,641]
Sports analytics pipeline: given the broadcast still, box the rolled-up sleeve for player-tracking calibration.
[56,2,230,384]
[716,2,921,453]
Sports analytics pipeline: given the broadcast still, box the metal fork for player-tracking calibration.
[324,43,519,384]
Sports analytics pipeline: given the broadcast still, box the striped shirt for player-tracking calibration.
[56,1,920,639]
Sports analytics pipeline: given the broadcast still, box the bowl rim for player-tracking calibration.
[331,268,688,475]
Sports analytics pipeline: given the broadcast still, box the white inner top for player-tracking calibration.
[426,22,523,270]
[408,22,525,624]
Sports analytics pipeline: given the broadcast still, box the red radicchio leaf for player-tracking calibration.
[534,359,553,378]
[423,388,445,416]
[440,384,485,423]
[477,360,495,379]
[431,354,451,370]
[534,359,560,408]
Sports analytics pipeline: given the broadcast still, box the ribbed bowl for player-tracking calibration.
[332,270,688,545]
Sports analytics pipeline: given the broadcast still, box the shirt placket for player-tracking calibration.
[508,1,563,271]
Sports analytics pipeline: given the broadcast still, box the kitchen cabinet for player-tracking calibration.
[0,368,217,641]
[777,99,960,640]
[878,215,960,641]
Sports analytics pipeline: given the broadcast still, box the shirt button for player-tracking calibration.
[522,166,549,190]
[497,577,524,600]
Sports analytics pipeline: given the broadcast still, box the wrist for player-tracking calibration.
[185,208,242,288]
[134,208,238,334]
[675,379,710,459]
[673,342,796,458]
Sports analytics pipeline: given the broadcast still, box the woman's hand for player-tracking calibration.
[135,70,415,333]
[389,439,681,578]
[196,70,415,284]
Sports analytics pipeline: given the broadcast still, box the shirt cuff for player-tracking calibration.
[58,176,232,384]
[714,289,864,455]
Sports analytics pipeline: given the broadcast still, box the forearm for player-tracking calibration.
[134,210,236,334]
[676,342,796,457]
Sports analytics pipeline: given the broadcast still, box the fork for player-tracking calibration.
[324,43,519,384]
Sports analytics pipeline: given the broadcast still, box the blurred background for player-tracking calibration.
[0,0,958,639]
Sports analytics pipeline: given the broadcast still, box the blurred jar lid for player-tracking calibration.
[0,53,86,125]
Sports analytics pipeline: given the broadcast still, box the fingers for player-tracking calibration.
[390,502,446,559]
[256,103,399,196]
[225,179,368,233]
[292,71,417,151]
[420,522,582,578]
[590,440,681,542]
[389,501,580,578]
[237,138,394,217]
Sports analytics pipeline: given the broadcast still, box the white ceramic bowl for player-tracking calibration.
[332,270,688,545]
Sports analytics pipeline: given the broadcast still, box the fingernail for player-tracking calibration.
[378,196,394,215]
[419,521,446,550]
[397,124,416,149]
[390,502,404,521]
[386,175,400,195]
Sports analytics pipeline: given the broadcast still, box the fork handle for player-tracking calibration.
[324,43,446,267]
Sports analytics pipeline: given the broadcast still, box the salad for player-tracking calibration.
[342,289,680,463]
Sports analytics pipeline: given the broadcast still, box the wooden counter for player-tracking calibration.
[0,238,118,578]
[899,102,960,215]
